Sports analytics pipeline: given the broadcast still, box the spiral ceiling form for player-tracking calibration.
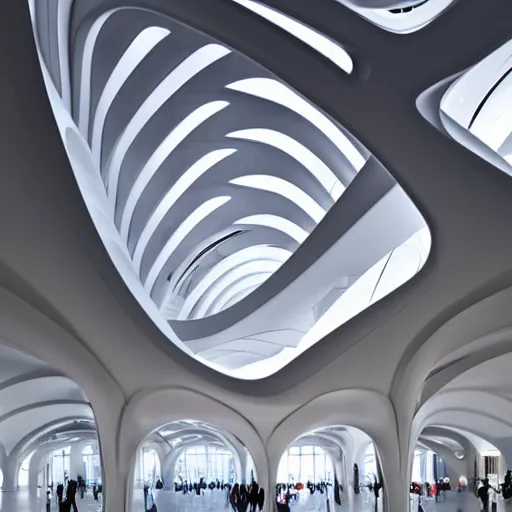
[29,0,430,375]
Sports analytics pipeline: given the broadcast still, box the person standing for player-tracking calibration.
[478,478,499,512]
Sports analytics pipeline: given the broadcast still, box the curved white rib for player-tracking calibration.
[178,245,291,320]
[91,26,171,166]
[57,0,73,110]
[230,174,325,223]
[133,148,237,272]
[234,214,309,244]
[469,76,512,152]
[78,9,120,136]
[192,259,282,319]
[208,273,272,316]
[106,44,231,206]
[120,101,230,241]
[227,78,365,171]
[222,284,260,311]
[232,0,353,74]
[227,129,342,200]
[144,196,231,293]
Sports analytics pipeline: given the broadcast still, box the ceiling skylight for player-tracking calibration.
[31,3,431,377]
[336,0,456,33]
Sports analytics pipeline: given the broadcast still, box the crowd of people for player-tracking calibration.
[410,478,452,498]
[275,481,333,512]
[46,478,102,511]
[409,470,512,512]
[144,478,265,512]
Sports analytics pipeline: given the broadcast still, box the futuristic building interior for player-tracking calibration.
[2,0,512,511]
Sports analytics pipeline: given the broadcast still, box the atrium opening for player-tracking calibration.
[3,0,512,511]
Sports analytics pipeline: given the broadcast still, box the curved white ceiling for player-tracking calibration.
[336,0,457,33]
[0,344,97,466]
[29,1,430,377]
[438,40,512,177]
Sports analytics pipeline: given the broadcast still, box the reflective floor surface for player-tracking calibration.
[0,489,101,512]
[0,488,501,512]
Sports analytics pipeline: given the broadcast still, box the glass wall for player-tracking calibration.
[82,445,102,484]
[52,446,71,484]
[175,445,235,483]
[364,443,378,481]
[277,445,333,483]
[143,448,161,486]
[18,452,34,488]
[411,450,424,482]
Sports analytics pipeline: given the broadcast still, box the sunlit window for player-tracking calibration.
[136,448,161,487]
[411,449,424,482]
[18,451,35,488]
[82,445,102,484]
[176,445,235,483]
[277,445,333,484]
[364,443,377,481]
[52,446,71,484]
[335,0,456,34]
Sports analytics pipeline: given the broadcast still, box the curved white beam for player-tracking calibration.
[91,26,171,166]
[78,8,122,136]
[120,101,230,241]
[57,0,72,110]
[132,148,237,272]
[144,196,231,293]
[234,214,309,244]
[192,259,282,319]
[106,44,231,207]
[178,245,291,319]
[221,284,260,311]
[227,78,365,171]
[232,0,353,74]
[227,128,342,200]
[230,174,326,223]
[208,273,273,316]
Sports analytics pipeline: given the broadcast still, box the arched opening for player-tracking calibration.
[275,426,383,512]
[0,343,104,510]
[82,444,102,485]
[132,420,260,512]
[410,427,505,510]
[412,353,512,510]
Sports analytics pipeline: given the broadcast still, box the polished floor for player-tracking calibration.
[0,489,101,512]
[0,488,503,512]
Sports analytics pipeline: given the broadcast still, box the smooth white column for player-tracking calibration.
[1,454,18,491]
